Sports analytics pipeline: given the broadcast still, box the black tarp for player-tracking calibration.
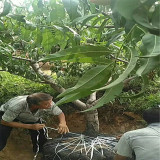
[42,133,117,160]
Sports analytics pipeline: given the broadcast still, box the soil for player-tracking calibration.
[0,106,144,160]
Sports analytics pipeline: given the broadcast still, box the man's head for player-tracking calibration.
[143,106,160,124]
[27,93,53,109]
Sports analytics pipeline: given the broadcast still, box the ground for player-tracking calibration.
[0,106,144,160]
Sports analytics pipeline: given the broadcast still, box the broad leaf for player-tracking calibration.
[21,27,31,41]
[72,14,98,27]
[115,0,140,20]
[136,56,160,76]
[91,15,106,27]
[62,0,81,21]
[136,34,160,76]
[140,34,160,56]
[39,45,112,62]
[56,92,82,106]
[0,0,11,17]
[96,48,138,90]
[97,19,108,34]
[57,65,112,98]
[33,28,43,46]
[66,57,112,65]
[49,2,65,22]
[83,82,123,112]
[152,4,160,29]
[133,6,160,32]
[41,29,55,52]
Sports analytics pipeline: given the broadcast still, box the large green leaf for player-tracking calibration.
[49,2,65,22]
[83,82,123,112]
[39,45,112,62]
[72,14,98,27]
[97,19,108,34]
[96,48,138,90]
[91,15,106,27]
[56,91,91,106]
[136,34,160,76]
[151,4,160,29]
[0,0,11,17]
[33,28,42,46]
[57,65,112,98]
[21,27,31,41]
[115,0,140,20]
[62,0,81,21]
[141,33,160,56]
[41,29,55,52]
[66,57,112,65]
[136,56,160,76]
[133,5,160,32]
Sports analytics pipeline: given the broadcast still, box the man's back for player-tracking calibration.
[115,123,160,160]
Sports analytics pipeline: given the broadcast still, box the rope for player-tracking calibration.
[33,130,40,160]
[46,126,81,136]
[33,126,117,160]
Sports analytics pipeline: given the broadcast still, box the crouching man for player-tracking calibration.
[0,93,69,153]
[114,106,160,160]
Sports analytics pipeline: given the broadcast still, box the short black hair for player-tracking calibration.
[143,106,160,124]
[27,93,53,107]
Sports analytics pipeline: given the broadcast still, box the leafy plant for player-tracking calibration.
[0,71,56,105]
[0,0,159,134]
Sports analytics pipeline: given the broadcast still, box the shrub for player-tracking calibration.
[0,71,56,105]
[119,78,160,113]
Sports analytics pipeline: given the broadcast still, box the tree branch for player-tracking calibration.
[2,54,88,110]
[110,54,128,64]
[30,62,87,110]
[85,24,114,28]
[1,53,34,62]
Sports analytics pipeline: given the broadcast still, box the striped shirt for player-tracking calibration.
[0,95,62,123]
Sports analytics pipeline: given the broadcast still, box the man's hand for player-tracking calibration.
[31,123,45,130]
[58,123,69,134]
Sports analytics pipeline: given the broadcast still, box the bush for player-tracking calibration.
[0,71,56,105]
[119,78,160,113]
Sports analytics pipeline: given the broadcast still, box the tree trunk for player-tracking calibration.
[30,62,100,136]
[84,109,99,137]
[83,92,99,137]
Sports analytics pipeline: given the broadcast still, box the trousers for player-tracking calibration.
[0,112,48,152]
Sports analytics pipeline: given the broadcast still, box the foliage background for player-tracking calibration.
[1,71,159,114]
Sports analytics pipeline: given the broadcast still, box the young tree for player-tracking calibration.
[0,0,159,136]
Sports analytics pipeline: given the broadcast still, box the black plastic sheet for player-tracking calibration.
[42,133,117,160]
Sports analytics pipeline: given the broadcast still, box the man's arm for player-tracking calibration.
[57,112,69,134]
[114,154,129,160]
[1,119,45,130]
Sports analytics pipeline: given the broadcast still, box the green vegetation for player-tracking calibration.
[0,0,159,110]
[120,78,160,113]
[0,0,159,133]
[1,71,159,114]
[0,71,56,105]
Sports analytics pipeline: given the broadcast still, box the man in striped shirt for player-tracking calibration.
[0,93,69,153]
